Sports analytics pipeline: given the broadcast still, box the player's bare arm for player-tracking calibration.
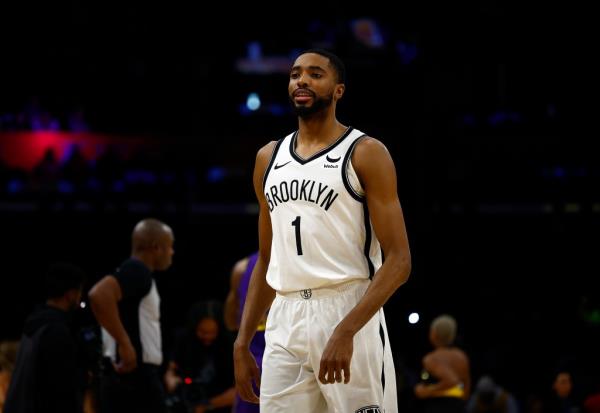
[224,257,248,331]
[318,137,411,385]
[234,141,278,403]
[89,275,137,373]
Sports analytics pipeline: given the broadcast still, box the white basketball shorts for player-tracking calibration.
[260,279,397,413]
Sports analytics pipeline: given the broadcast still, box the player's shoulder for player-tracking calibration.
[352,135,392,166]
[354,135,389,154]
[232,256,249,277]
[255,141,279,173]
[257,140,279,158]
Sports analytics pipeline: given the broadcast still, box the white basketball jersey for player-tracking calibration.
[263,127,382,292]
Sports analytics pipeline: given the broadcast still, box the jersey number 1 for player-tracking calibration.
[291,216,303,255]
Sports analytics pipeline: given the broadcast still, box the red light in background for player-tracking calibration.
[184,377,192,385]
[0,131,149,171]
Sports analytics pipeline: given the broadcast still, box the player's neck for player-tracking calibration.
[297,117,346,145]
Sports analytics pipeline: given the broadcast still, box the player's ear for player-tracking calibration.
[335,84,345,100]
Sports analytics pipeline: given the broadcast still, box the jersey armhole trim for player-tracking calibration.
[342,134,367,202]
[262,138,285,191]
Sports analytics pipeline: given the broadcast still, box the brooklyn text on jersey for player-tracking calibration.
[265,179,339,212]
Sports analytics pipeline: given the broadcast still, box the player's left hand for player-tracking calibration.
[318,329,353,384]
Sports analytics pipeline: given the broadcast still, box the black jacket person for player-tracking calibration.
[4,262,85,413]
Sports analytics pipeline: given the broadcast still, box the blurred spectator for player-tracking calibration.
[164,300,235,413]
[4,262,86,413]
[61,144,89,192]
[544,370,582,413]
[415,314,471,413]
[24,97,60,131]
[466,375,519,413]
[32,148,60,194]
[92,145,125,194]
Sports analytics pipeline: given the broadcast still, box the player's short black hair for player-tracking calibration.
[45,262,85,299]
[299,48,346,84]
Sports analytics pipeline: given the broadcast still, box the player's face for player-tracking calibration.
[288,53,343,118]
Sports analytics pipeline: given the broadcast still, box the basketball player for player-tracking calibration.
[89,218,174,413]
[233,49,412,413]
[224,252,265,413]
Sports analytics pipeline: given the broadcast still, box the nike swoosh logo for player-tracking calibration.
[274,161,291,170]
[326,155,341,163]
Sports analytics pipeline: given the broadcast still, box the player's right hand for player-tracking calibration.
[114,338,137,374]
[234,343,261,404]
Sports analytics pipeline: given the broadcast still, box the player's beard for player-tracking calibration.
[290,92,334,118]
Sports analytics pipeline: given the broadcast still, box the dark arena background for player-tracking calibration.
[1,1,598,412]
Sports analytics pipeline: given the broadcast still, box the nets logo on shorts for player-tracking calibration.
[355,406,382,413]
[300,289,312,299]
